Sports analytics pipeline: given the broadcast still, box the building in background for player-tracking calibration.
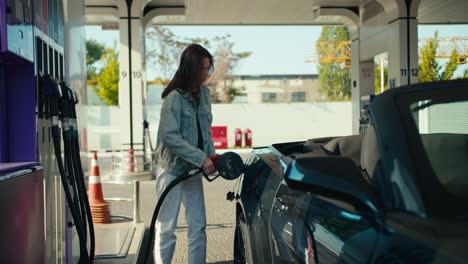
[228,74,321,103]
[93,74,321,106]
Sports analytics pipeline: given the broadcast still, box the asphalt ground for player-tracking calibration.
[99,150,251,263]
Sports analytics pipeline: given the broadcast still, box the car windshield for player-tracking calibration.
[409,97,468,198]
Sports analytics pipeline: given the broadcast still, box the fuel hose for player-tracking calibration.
[141,168,202,264]
[42,75,90,264]
[139,152,244,264]
[61,82,96,261]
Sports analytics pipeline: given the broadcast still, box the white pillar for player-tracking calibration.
[387,17,419,88]
[118,4,145,149]
[351,39,374,134]
[380,57,385,93]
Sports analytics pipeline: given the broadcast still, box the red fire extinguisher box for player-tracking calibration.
[244,128,252,147]
[234,128,243,148]
[210,126,228,149]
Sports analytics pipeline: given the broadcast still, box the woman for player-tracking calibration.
[153,44,216,264]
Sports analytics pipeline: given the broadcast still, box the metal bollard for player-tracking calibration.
[133,180,140,224]
[128,149,135,172]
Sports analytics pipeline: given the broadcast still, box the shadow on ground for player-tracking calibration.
[174,223,235,232]
[136,228,236,264]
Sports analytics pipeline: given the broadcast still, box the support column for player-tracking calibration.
[376,0,421,88]
[387,17,419,88]
[351,38,374,134]
[118,2,146,149]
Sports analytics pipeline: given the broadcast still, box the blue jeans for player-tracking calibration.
[153,168,207,264]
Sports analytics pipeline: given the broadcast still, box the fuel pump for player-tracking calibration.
[140,151,245,264]
[359,95,375,134]
[40,74,94,264]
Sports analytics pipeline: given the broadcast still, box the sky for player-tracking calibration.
[86,24,468,80]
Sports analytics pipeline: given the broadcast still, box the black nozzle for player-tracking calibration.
[61,82,79,104]
[59,82,74,103]
[216,152,244,180]
[40,74,62,98]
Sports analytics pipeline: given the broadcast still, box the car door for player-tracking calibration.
[270,180,315,264]
[304,194,378,264]
[247,151,285,263]
[271,179,379,264]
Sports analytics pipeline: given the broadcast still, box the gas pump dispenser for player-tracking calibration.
[0,0,93,262]
[0,0,45,262]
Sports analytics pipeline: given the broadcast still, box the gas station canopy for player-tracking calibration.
[85,0,468,26]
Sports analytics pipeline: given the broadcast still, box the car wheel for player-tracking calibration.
[234,213,252,264]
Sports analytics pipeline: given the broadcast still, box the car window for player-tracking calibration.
[410,100,468,198]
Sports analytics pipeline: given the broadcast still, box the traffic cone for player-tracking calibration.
[88,151,111,224]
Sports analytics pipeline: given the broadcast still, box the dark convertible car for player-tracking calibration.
[232,80,468,264]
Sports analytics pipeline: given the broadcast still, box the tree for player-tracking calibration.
[374,64,388,94]
[85,39,120,105]
[86,39,106,81]
[145,27,192,86]
[419,31,460,82]
[316,26,351,101]
[93,48,119,105]
[145,26,251,103]
[206,35,251,103]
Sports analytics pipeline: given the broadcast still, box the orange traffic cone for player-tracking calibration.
[88,151,111,224]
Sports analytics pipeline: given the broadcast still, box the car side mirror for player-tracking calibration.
[284,155,378,215]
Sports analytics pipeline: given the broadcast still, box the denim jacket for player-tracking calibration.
[154,85,215,175]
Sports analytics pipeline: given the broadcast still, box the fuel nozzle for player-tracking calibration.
[60,82,78,105]
[40,74,62,98]
[39,74,62,123]
[209,154,221,168]
[205,152,244,182]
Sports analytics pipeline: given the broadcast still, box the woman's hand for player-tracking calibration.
[202,156,216,175]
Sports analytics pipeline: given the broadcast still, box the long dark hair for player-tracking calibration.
[162,44,213,98]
